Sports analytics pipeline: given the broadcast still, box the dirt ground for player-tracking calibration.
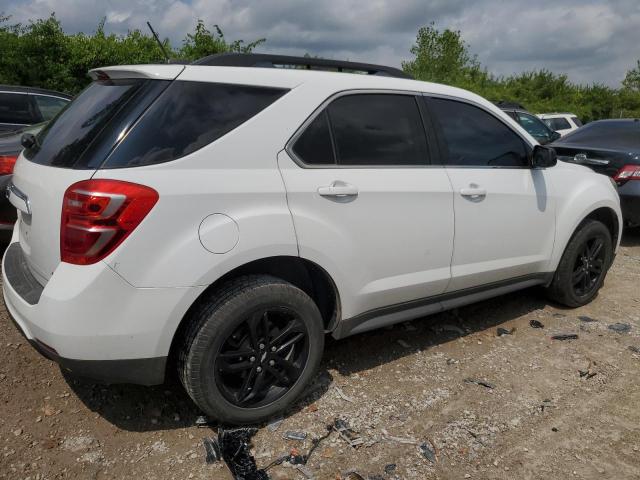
[1,228,639,480]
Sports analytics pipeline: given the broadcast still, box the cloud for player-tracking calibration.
[1,0,638,86]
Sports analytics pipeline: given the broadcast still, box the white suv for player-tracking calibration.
[2,54,621,424]
[537,113,583,136]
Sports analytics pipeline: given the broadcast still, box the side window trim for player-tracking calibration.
[423,94,534,170]
[286,89,433,169]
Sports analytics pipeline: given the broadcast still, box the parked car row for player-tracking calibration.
[1,54,623,424]
[0,85,71,134]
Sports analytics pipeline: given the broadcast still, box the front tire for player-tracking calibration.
[546,219,613,307]
[178,275,324,425]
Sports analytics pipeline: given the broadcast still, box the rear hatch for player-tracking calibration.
[11,65,183,284]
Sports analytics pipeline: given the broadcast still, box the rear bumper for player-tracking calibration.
[2,241,204,385]
[618,180,640,225]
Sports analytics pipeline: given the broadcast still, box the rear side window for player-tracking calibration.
[292,111,335,165]
[104,82,288,168]
[328,94,428,166]
[429,98,529,167]
[546,117,572,131]
[571,116,583,127]
[33,95,69,121]
[0,92,40,124]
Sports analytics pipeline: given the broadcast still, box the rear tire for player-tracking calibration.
[178,275,324,425]
[546,219,613,307]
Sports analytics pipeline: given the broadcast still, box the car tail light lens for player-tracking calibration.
[0,154,18,175]
[61,179,158,265]
[613,165,640,185]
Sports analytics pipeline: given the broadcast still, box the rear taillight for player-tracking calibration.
[613,165,640,185]
[0,154,18,175]
[61,179,158,265]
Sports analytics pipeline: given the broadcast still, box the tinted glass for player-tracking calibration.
[546,117,571,130]
[104,81,288,168]
[33,95,69,121]
[571,116,583,127]
[517,112,552,141]
[0,93,40,124]
[327,94,428,166]
[293,111,335,165]
[24,79,161,168]
[561,120,640,150]
[430,98,529,167]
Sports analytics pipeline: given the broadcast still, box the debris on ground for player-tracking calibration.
[342,472,365,480]
[551,334,579,341]
[218,428,268,480]
[266,417,283,432]
[529,320,545,329]
[396,339,411,348]
[497,327,515,336]
[419,439,437,463]
[202,436,222,464]
[579,316,598,323]
[540,399,554,412]
[464,378,495,389]
[265,424,333,473]
[629,345,640,354]
[195,415,212,428]
[283,430,307,441]
[296,464,315,479]
[381,429,419,445]
[384,463,397,474]
[441,324,465,336]
[334,386,355,403]
[608,323,631,334]
[334,418,364,448]
[579,360,597,379]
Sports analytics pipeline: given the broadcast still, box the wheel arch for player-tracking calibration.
[167,255,341,368]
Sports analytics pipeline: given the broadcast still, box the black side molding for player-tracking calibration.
[4,242,44,305]
[332,272,553,339]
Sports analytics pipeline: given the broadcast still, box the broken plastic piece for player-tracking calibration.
[464,378,495,389]
[529,320,544,329]
[384,463,397,474]
[579,370,597,379]
[218,428,268,480]
[203,436,222,464]
[420,441,437,463]
[195,415,212,428]
[551,334,578,341]
[608,323,631,334]
[283,431,308,441]
[333,418,364,448]
[266,417,283,432]
[579,316,598,323]
[497,327,515,336]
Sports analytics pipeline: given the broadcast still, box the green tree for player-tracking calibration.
[622,60,640,92]
[178,20,264,61]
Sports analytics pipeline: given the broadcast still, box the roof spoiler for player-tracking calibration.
[88,64,185,81]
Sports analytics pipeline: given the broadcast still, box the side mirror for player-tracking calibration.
[531,145,557,169]
[550,131,561,142]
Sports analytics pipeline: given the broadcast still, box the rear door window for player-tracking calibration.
[429,98,529,167]
[0,92,41,124]
[547,117,572,130]
[571,116,583,127]
[327,94,429,166]
[292,111,335,165]
[104,82,288,168]
[33,95,69,121]
[517,112,552,142]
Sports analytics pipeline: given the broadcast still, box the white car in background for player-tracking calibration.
[537,113,583,136]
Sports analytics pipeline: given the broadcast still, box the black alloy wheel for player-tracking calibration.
[214,307,310,408]
[571,236,606,297]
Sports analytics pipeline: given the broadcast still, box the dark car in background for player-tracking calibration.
[552,119,640,225]
[495,101,561,145]
[0,122,46,237]
[0,85,71,134]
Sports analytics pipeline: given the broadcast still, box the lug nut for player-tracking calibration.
[249,356,256,362]
[271,346,277,352]
[269,360,275,366]
[259,343,265,350]
[256,366,263,372]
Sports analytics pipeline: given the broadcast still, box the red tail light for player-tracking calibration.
[0,154,18,175]
[61,179,158,265]
[614,164,640,184]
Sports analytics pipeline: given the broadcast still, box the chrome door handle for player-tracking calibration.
[317,181,359,197]
[460,187,486,199]
[6,182,31,215]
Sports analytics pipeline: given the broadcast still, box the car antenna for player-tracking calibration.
[146,21,170,63]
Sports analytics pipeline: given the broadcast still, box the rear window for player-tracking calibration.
[24,79,166,168]
[23,80,287,169]
[103,81,287,168]
[0,92,41,124]
[571,116,583,127]
[561,121,640,150]
[544,117,572,131]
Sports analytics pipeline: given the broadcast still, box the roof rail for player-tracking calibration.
[192,53,412,79]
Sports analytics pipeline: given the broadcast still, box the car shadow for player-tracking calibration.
[63,286,547,432]
[620,225,640,247]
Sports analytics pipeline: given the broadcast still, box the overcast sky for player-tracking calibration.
[2,0,639,87]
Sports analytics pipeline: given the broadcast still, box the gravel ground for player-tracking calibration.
[1,228,640,480]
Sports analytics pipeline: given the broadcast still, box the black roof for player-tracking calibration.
[193,53,412,79]
[0,85,72,99]
[494,100,527,111]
